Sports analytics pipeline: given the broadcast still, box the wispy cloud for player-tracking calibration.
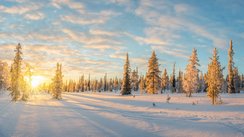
[0,3,41,15]
[24,12,45,20]
[51,0,85,14]
[61,10,119,25]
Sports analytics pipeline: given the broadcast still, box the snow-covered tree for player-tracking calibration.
[88,74,91,91]
[146,51,161,94]
[103,73,107,91]
[183,48,200,97]
[121,53,131,95]
[170,63,176,93]
[177,70,183,93]
[98,78,103,92]
[22,64,32,101]
[198,72,205,92]
[228,40,235,94]
[206,48,223,105]
[10,43,24,101]
[131,67,139,91]
[52,63,63,99]
[113,77,119,91]
[233,67,240,93]
[139,75,145,94]
[161,68,169,93]
[0,61,10,90]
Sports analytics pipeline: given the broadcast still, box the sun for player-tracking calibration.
[31,76,46,88]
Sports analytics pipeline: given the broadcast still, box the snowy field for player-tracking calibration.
[0,91,244,137]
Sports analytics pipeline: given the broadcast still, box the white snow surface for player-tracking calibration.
[0,91,244,137]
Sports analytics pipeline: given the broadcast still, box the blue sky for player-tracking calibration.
[0,0,244,79]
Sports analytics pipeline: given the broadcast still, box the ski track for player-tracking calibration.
[0,92,244,137]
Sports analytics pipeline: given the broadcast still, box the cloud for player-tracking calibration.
[61,10,119,25]
[83,45,123,51]
[151,45,189,59]
[51,0,85,14]
[0,3,41,15]
[125,33,168,46]
[134,0,227,49]
[174,4,192,14]
[89,29,119,37]
[62,28,122,45]
[24,12,45,20]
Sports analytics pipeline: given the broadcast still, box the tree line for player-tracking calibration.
[0,40,243,104]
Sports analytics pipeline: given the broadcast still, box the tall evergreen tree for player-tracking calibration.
[183,48,200,97]
[206,48,223,105]
[121,53,131,95]
[139,75,145,94]
[146,51,161,94]
[103,73,107,91]
[233,67,240,93]
[10,43,23,101]
[198,72,205,92]
[161,68,169,93]
[88,74,91,91]
[228,40,235,94]
[170,63,176,93]
[131,67,139,91]
[52,63,63,99]
[177,70,183,93]
[22,64,32,101]
[0,61,10,90]
[114,77,119,91]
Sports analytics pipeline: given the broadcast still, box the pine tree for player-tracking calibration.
[131,67,139,91]
[0,61,10,90]
[103,73,107,91]
[121,53,131,95]
[52,63,63,99]
[198,72,205,92]
[228,40,235,94]
[233,67,240,93]
[170,63,176,93]
[139,75,145,94]
[206,48,223,105]
[98,78,103,92]
[88,74,91,91]
[22,64,32,101]
[177,70,183,93]
[10,43,23,101]
[161,68,169,93]
[114,77,119,91]
[146,51,161,94]
[183,48,200,97]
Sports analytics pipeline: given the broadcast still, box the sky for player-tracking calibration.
[0,0,244,80]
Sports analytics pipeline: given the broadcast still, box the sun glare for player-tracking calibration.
[31,76,46,88]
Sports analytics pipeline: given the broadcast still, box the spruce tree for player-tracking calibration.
[22,64,32,101]
[121,53,131,95]
[131,67,139,91]
[114,77,119,91]
[52,63,63,99]
[146,51,161,94]
[104,73,107,91]
[170,63,176,93]
[177,70,183,93]
[233,67,240,93]
[161,68,169,93]
[206,48,223,105]
[183,48,200,97]
[139,75,145,94]
[228,40,235,93]
[10,43,23,101]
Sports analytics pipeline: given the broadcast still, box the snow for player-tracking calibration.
[0,91,244,137]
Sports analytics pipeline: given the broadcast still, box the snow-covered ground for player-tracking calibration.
[0,91,244,137]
